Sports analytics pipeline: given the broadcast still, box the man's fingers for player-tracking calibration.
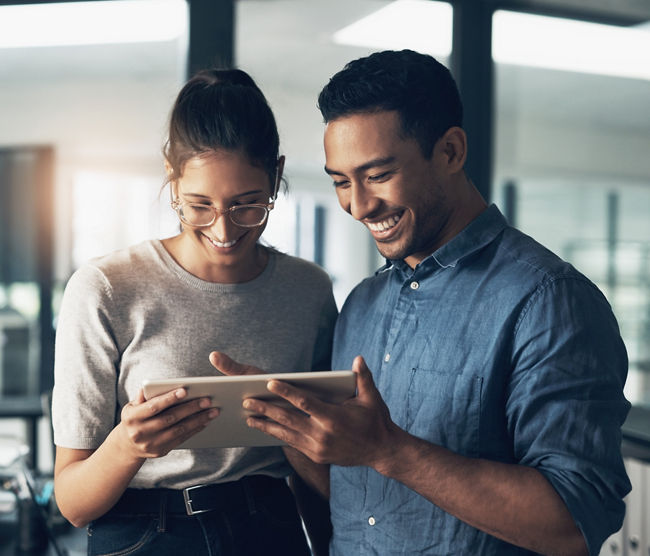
[265,379,331,418]
[209,351,262,376]
[243,394,309,428]
[352,356,378,400]
[245,415,323,460]
[209,351,235,373]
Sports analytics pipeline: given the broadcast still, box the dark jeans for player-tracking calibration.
[87,477,311,556]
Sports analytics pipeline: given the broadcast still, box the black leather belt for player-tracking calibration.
[110,475,285,517]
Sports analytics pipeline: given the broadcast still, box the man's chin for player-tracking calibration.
[374,240,408,262]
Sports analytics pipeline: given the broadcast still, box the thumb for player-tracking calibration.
[209,351,262,376]
[209,351,235,374]
[134,388,146,405]
[352,355,378,399]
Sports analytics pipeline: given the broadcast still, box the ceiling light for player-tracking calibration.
[332,0,452,57]
[0,0,187,49]
[333,2,650,81]
[493,11,650,81]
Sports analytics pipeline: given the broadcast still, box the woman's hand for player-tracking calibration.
[118,388,219,458]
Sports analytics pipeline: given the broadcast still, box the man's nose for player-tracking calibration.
[349,183,379,221]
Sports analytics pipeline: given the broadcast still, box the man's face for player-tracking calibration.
[324,110,454,268]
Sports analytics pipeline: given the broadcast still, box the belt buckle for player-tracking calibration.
[182,484,211,516]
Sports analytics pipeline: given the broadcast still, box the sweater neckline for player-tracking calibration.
[150,239,277,293]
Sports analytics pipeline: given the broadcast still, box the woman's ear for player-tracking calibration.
[441,126,467,173]
[164,161,178,200]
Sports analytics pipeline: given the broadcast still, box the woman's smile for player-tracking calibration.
[201,231,242,250]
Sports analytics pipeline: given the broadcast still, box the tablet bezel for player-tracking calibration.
[141,370,356,449]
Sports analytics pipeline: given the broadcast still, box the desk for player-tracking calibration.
[0,396,43,470]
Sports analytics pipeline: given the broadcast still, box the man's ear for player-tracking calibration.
[440,126,467,173]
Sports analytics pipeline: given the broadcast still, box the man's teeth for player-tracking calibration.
[367,214,401,232]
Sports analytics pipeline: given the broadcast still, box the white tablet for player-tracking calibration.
[141,371,356,449]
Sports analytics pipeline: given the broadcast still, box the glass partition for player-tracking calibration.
[492,11,650,407]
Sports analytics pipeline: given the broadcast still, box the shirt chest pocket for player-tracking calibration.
[407,368,483,457]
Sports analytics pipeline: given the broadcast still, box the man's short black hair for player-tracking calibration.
[317,49,463,158]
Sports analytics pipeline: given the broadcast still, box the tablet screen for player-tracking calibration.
[142,370,356,448]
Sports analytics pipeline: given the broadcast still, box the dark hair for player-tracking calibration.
[164,68,281,192]
[317,49,463,158]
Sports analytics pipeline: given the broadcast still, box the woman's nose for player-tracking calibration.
[210,208,232,239]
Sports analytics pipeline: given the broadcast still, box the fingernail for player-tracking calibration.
[199,398,211,408]
[175,389,186,398]
[242,400,251,409]
[208,409,219,418]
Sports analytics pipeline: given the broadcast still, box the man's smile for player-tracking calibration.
[365,210,404,237]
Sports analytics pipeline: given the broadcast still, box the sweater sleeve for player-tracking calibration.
[52,264,121,449]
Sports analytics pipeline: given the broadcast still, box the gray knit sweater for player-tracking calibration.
[52,240,337,489]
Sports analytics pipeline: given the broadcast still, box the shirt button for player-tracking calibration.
[368,516,376,526]
[384,353,390,363]
[410,281,419,290]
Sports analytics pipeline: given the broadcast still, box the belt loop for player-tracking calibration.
[242,478,257,516]
[157,491,168,532]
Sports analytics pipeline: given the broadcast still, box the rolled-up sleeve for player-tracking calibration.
[507,274,631,555]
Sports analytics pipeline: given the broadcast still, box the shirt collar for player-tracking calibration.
[380,204,508,276]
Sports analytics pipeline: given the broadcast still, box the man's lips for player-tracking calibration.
[365,211,404,235]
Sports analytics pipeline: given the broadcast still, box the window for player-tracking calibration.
[492,11,650,406]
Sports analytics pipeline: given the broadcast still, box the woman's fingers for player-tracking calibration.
[121,389,219,456]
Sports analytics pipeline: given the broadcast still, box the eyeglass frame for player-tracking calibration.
[169,162,282,229]
[171,198,275,228]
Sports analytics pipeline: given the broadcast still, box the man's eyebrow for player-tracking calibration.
[324,156,396,176]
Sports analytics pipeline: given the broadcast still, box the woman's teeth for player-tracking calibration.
[206,235,238,248]
[367,213,402,232]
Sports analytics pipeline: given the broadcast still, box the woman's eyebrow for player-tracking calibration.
[180,188,266,200]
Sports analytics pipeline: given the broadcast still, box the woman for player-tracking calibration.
[51,69,337,555]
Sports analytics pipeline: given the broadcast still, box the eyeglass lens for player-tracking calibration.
[178,204,268,227]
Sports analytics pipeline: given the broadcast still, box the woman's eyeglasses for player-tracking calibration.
[171,199,274,228]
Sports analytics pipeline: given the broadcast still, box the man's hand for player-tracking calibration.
[210,351,264,375]
[209,350,332,500]
[243,355,399,468]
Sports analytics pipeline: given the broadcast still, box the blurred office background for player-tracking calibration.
[0,0,649,554]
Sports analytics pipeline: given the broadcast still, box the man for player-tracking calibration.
[214,50,630,555]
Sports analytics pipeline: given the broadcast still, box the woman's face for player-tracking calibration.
[169,150,277,283]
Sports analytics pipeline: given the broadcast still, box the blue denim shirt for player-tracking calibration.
[330,205,630,555]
